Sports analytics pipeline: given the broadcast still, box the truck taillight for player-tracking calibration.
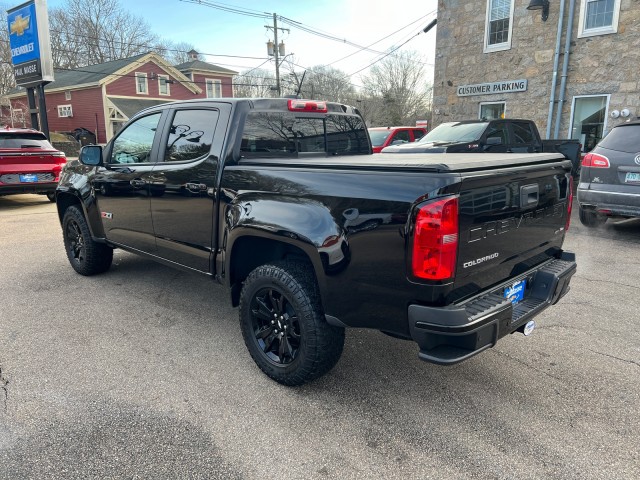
[566,176,573,231]
[581,152,609,168]
[412,196,459,281]
[288,99,327,113]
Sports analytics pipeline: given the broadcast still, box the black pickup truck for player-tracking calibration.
[381,119,582,177]
[55,98,576,386]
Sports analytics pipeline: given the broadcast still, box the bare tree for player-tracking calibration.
[234,69,277,98]
[283,61,355,103]
[361,49,432,126]
[156,42,204,66]
[0,6,16,95]
[49,0,161,68]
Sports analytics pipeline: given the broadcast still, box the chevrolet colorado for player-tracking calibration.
[55,98,576,385]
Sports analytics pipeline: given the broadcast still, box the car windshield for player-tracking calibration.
[597,125,640,153]
[368,130,392,147]
[418,122,488,143]
[0,132,54,149]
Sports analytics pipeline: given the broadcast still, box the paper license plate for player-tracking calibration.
[625,172,640,183]
[504,279,526,304]
[19,174,38,183]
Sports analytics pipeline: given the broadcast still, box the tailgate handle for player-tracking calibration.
[520,184,539,209]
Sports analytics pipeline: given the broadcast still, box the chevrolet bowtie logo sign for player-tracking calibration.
[10,14,30,36]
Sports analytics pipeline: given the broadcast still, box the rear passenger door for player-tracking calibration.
[148,104,229,272]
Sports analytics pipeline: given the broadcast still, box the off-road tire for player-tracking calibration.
[62,205,113,275]
[239,261,345,386]
[578,205,607,227]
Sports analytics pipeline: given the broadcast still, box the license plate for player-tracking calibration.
[19,174,38,183]
[504,279,526,304]
[625,172,640,183]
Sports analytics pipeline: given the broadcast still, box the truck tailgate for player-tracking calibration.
[453,160,572,298]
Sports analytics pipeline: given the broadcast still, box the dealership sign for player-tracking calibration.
[7,0,54,86]
[457,80,528,97]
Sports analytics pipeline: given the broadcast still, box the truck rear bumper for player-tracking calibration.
[408,252,576,365]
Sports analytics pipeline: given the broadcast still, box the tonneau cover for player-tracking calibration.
[241,153,567,172]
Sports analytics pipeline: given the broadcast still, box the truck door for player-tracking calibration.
[148,105,227,272]
[94,112,165,252]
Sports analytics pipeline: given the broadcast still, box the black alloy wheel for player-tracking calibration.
[66,219,86,265]
[239,261,345,386]
[250,287,302,365]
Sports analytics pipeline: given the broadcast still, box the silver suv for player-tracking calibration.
[577,121,640,227]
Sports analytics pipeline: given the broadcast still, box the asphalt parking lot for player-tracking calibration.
[0,194,638,479]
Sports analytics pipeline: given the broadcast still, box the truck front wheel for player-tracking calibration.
[239,262,345,386]
[62,205,113,275]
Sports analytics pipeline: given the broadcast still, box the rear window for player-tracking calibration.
[420,122,488,143]
[0,132,54,149]
[369,130,391,147]
[241,112,369,158]
[598,125,640,153]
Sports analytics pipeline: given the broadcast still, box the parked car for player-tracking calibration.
[368,126,426,153]
[380,119,582,177]
[0,128,67,202]
[577,120,640,227]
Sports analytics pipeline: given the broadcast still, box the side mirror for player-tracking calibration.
[485,137,503,146]
[79,145,103,166]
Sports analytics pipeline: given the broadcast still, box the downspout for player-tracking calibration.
[554,0,577,138]
[546,0,566,139]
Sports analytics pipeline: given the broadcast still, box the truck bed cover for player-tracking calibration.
[240,153,568,172]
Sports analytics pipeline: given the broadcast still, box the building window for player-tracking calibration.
[158,75,170,96]
[569,95,609,153]
[206,79,222,98]
[578,0,621,37]
[65,91,71,101]
[484,0,514,53]
[479,102,505,120]
[57,105,73,118]
[135,72,148,94]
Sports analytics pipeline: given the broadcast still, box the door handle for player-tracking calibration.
[130,179,146,187]
[520,184,539,208]
[185,182,207,193]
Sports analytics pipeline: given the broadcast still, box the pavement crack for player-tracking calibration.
[589,349,640,368]
[574,275,640,291]
[0,365,8,412]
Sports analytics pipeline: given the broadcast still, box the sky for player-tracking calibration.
[45,0,438,87]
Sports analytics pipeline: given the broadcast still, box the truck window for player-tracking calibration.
[241,112,369,158]
[485,122,508,144]
[110,113,161,164]
[512,122,535,144]
[165,109,219,162]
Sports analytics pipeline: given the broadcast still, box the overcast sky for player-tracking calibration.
[45,0,438,83]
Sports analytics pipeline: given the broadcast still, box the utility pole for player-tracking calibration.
[265,13,289,96]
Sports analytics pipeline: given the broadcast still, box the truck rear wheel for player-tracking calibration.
[579,205,607,227]
[62,205,113,275]
[239,261,345,386]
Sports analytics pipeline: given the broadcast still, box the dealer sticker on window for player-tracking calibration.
[504,279,526,304]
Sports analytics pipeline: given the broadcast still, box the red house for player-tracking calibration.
[4,51,237,144]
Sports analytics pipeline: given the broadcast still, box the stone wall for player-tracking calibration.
[433,0,640,137]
